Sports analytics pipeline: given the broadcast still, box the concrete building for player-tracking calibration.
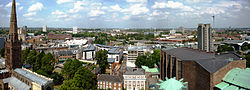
[43,25,47,32]
[160,48,246,90]
[73,26,78,34]
[55,50,75,62]
[97,74,123,90]
[198,24,212,52]
[108,47,123,64]
[18,26,27,42]
[82,44,96,60]
[127,46,153,67]
[123,67,146,90]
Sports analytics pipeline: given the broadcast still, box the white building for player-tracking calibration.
[123,67,146,90]
[43,25,47,32]
[127,45,153,67]
[82,44,96,60]
[73,26,78,34]
[107,47,123,64]
[170,29,176,35]
[64,39,88,48]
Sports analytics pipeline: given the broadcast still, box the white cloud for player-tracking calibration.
[52,10,68,18]
[18,6,23,10]
[246,6,250,9]
[126,0,147,3]
[150,10,169,16]
[122,15,130,20]
[122,4,149,15]
[23,12,36,17]
[25,17,44,21]
[88,10,105,17]
[69,0,86,13]
[152,1,194,11]
[6,2,20,7]
[185,0,212,4]
[57,0,74,4]
[110,4,122,11]
[28,3,44,12]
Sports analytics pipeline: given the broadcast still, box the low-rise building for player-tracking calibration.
[97,74,123,90]
[82,44,96,60]
[127,45,153,67]
[55,50,75,62]
[123,67,146,90]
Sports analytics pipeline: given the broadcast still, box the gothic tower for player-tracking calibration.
[5,0,22,70]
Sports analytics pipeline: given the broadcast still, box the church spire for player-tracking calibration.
[9,0,18,42]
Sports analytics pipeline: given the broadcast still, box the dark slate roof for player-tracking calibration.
[108,48,121,54]
[3,77,31,90]
[165,48,242,73]
[97,74,123,82]
[107,58,115,63]
[58,50,73,56]
[14,68,52,86]
[83,44,96,51]
[124,67,145,75]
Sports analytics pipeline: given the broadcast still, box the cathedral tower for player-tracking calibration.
[5,0,22,70]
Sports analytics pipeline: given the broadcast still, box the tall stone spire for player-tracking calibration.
[5,0,22,71]
[9,0,18,42]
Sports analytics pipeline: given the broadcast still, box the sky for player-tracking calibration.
[0,0,250,28]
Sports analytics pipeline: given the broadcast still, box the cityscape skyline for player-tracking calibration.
[0,0,250,28]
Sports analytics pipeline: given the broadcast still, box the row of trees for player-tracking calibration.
[217,44,234,53]
[135,49,160,68]
[60,59,97,89]
[21,49,63,85]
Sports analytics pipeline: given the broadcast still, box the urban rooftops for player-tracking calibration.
[165,48,243,73]
[97,74,123,83]
[124,67,145,75]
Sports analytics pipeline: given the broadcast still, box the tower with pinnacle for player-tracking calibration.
[5,0,22,71]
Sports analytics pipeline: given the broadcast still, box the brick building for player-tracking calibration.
[160,48,246,90]
[48,33,72,40]
[97,74,123,90]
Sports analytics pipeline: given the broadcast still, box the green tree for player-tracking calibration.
[0,48,5,58]
[96,50,108,74]
[26,50,37,66]
[245,53,250,68]
[60,66,97,90]
[36,53,56,77]
[217,44,234,53]
[62,59,83,80]
[50,72,64,85]
[135,53,155,68]
[152,49,160,65]
[33,51,45,71]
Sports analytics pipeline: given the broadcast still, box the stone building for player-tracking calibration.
[160,48,246,90]
[123,67,147,90]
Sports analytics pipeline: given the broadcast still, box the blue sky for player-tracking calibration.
[0,0,250,28]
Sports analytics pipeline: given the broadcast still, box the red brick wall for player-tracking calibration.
[182,61,196,90]
[211,60,246,90]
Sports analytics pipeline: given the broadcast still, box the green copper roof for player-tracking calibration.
[224,85,239,90]
[223,68,250,89]
[141,66,159,73]
[215,82,229,89]
[156,77,187,90]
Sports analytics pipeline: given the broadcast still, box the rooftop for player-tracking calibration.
[128,45,152,51]
[3,77,31,90]
[14,68,53,86]
[165,48,242,73]
[58,50,73,56]
[124,67,145,75]
[97,74,123,82]
[108,48,121,54]
[83,44,96,51]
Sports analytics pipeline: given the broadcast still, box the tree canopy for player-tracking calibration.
[62,59,83,80]
[135,49,160,68]
[60,66,97,90]
[217,44,234,53]
[96,50,109,74]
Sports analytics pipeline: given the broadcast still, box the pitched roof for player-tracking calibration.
[3,77,31,90]
[14,68,53,86]
[124,67,145,75]
[97,74,123,82]
[83,44,96,51]
[165,48,242,73]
